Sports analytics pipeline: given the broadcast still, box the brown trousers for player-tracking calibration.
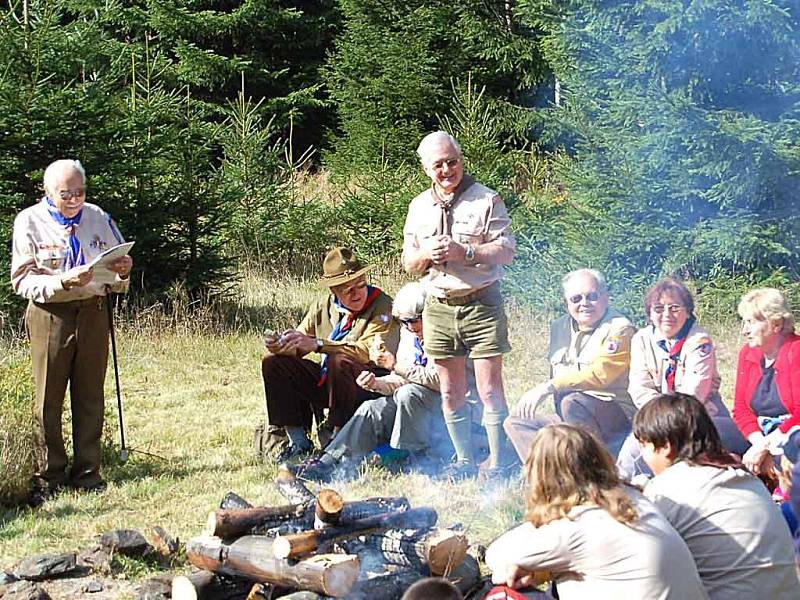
[261,353,383,430]
[26,297,109,489]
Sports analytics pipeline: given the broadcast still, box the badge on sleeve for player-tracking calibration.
[695,337,712,357]
[606,337,621,353]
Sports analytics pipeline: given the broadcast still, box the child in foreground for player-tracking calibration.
[485,423,708,600]
[633,393,799,599]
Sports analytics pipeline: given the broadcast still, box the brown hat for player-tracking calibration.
[318,247,374,288]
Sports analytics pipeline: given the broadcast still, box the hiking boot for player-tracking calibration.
[275,442,313,465]
[439,459,479,482]
[73,480,108,494]
[27,484,61,508]
[292,456,335,483]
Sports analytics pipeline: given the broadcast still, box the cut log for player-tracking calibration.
[339,497,410,522]
[172,570,255,600]
[273,507,438,559]
[363,528,468,575]
[315,489,344,527]
[205,504,310,539]
[275,467,315,504]
[185,535,359,598]
[147,525,179,557]
[220,491,253,510]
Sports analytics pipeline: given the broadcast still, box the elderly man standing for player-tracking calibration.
[504,269,635,462]
[261,247,398,463]
[402,131,516,480]
[11,159,132,506]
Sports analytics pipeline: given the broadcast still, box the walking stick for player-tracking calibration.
[106,292,129,463]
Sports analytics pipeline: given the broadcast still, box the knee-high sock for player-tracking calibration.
[444,404,473,464]
[484,407,510,469]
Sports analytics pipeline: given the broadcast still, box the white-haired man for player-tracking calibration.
[402,131,516,480]
[504,269,636,462]
[11,159,132,506]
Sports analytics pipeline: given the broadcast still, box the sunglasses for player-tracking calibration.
[568,292,600,304]
[399,316,422,326]
[652,303,684,315]
[57,188,86,200]
[337,280,367,296]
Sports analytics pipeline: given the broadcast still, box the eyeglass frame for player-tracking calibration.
[56,188,86,200]
[399,315,422,326]
[567,291,601,304]
[651,303,685,315]
[335,279,368,297]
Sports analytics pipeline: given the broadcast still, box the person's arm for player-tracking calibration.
[779,339,800,434]
[356,371,404,396]
[474,193,516,265]
[550,323,634,393]
[485,521,573,583]
[401,199,433,275]
[676,334,716,404]
[732,346,761,439]
[394,362,439,391]
[627,330,661,409]
[319,313,397,364]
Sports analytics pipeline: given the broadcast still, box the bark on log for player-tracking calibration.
[171,570,254,600]
[220,491,253,510]
[362,528,468,575]
[315,489,344,527]
[185,535,359,598]
[146,526,179,557]
[273,507,438,559]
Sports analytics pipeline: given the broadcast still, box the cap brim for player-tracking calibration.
[318,265,374,288]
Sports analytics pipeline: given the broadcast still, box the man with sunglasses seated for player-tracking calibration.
[505,268,636,462]
[292,282,481,481]
[260,247,398,464]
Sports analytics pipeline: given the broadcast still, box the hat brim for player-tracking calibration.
[318,265,374,288]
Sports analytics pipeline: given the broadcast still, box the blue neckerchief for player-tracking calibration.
[413,336,427,366]
[45,196,85,268]
[318,285,380,386]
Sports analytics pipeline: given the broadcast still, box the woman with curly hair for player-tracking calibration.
[485,423,707,599]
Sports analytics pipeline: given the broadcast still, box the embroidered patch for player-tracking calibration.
[89,235,109,252]
[606,337,621,353]
[695,337,712,357]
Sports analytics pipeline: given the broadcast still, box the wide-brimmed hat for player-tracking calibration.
[318,247,374,288]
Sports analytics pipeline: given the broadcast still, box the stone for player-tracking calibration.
[84,580,104,593]
[99,529,152,557]
[14,553,78,581]
[135,576,172,600]
[1,580,51,599]
[77,546,112,573]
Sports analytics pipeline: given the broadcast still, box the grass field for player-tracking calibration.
[0,270,746,591]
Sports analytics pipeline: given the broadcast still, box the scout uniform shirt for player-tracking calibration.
[11,199,129,303]
[628,321,721,412]
[548,308,635,413]
[402,177,515,299]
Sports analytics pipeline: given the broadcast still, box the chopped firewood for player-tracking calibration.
[275,467,315,504]
[315,489,344,527]
[273,507,438,559]
[172,570,255,600]
[220,491,253,510]
[14,552,79,581]
[100,529,152,557]
[205,503,310,539]
[185,535,359,598]
[146,526,179,557]
[360,528,468,575]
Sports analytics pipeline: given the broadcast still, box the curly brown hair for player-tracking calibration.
[643,277,695,318]
[525,424,638,527]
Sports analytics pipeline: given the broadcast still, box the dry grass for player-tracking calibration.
[0,272,747,594]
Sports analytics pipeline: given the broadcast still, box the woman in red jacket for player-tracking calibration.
[734,288,800,476]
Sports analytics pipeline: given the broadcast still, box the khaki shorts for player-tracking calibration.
[423,284,511,359]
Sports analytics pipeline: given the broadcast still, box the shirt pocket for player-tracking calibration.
[36,247,66,270]
[451,218,484,244]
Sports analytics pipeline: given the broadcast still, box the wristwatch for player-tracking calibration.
[464,242,475,264]
[316,338,324,353]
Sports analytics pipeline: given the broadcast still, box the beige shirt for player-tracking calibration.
[548,309,635,410]
[645,462,799,600]
[402,180,515,298]
[485,488,709,600]
[628,322,721,412]
[11,199,129,303]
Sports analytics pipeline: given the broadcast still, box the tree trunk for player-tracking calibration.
[185,535,359,598]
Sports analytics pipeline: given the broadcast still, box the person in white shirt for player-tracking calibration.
[485,422,708,600]
[633,392,799,600]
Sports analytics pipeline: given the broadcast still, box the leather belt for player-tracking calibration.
[434,283,495,306]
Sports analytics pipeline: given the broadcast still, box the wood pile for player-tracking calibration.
[174,468,477,599]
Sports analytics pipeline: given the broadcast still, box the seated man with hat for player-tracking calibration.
[261,247,399,463]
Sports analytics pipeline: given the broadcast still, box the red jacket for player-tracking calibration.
[733,333,800,438]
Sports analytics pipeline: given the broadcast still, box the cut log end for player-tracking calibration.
[426,530,469,576]
[314,554,359,597]
[203,511,218,537]
[171,574,201,600]
[273,530,318,559]
[315,489,344,526]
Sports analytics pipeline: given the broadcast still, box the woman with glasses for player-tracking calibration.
[11,159,132,507]
[618,277,747,479]
[733,288,800,478]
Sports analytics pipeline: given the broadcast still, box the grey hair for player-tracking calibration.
[44,159,86,191]
[738,288,795,334]
[561,268,608,295]
[416,131,462,165]
[392,281,427,318]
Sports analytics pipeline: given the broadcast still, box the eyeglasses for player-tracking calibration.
[399,316,421,326]
[337,280,367,296]
[652,303,684,315]
[430,157,460,172]
[568,292,600,304]
[58,188,85,200]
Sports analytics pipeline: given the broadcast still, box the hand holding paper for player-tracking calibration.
[86,242,135,284]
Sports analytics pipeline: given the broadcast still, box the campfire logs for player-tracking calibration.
[177,470,472,599]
